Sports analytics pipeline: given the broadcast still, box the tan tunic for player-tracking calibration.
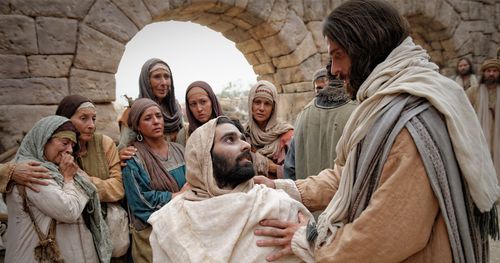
[5,176,99,263]
[296,129,451,262]
[85,134,124,202]
[0,163,13,193]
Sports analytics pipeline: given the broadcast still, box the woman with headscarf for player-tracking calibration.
[56,95,127,257]
[176,80,224,145]
[5,116,111,263]
[118,58,185,163]
[246,80,294,179]
[122,98,187,263]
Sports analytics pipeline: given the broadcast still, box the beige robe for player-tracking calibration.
[281,129,451,262]
[5,174,99,263]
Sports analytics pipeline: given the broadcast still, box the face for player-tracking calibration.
[252,97,273,128]
[327,37,351,87]
[187,88,213,123]
[44,137,75,164]
[211,123,254,189]
[137,106,164,139]
[149,68,171,101]
[70,107,96,143]
[483,67,500,85]
[314,76,329,93]
[457,59,471,76]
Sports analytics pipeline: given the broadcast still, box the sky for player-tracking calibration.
[115,21,257,106]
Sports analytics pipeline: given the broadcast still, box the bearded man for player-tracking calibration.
[147,116,312,262]
[254,0,499,262]
[467,58,500,180]
[454,57,479,91]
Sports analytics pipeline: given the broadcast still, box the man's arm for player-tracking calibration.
[0,161,51,193]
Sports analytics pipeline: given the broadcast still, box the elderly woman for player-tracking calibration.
[5,116,111,263]
[176,80,223,145]
[56,95,127,257]
[119,58,185,162]
[246,80,294,179]
[122,98,187,263]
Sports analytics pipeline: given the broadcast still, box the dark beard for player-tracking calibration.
[484,76,499,85]
[212,151,255,189]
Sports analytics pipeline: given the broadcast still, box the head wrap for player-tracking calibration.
[313,68,328,82]
[14,115,112,262]
[56,95,94,118]
[246,80,293,158]
[184,117,254,201]
[185,81,223,134]
[139,58,183,133]
[127,98,161,133]
[480,58,500,72]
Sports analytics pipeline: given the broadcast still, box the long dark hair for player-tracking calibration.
[456,57,475,76]
[322,0,410,98]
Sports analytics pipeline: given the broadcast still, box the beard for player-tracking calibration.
[212,150,255,189]
[484,76,499,85]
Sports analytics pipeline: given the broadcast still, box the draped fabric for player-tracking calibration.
[185,81,223,134]
[14,116,112,263]
[139,58,183,133]
[313,37,499,258]
[245,80,293,159]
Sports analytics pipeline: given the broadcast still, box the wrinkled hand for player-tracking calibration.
[253,175,276,189]
[255,212,308,262]
[58,153,79,182]
[119,146,137,166]
[12,161,51,192]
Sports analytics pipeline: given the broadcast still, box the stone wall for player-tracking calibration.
[0,0,498,152]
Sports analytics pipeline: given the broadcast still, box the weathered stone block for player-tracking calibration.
[254,50,271,63]
[253,62,275,74]
[238,0,274,26]
[0,105,58,150]
[0,15,37,55]
[244,53,259,65]
[260,13,307,57]
[143,0,171,19]
[0,78,68,105]
[468,1,483,20]
[69,68,116,103]
[193,12,220,26]
[236,38,262,53]
[84,0,138,44]
[74,24,125,74]
[36,17,78,54]
[275,53,320,85]
[222,27,251,43]
[27,55,73,77]
[307,21,327,53]
[9,0,93,19]
[272,33,316,68]
[95,103,120,142]
[304,0,326,21]
[0,1,10,14]
[287,0,304,18]
[276,91,315,124]
[0,55,29,78]
[111,0,152,28]
[210,20,235,33]
[225,0,248,17]
[282,82,312,93]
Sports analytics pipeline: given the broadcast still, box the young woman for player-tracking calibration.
[5,116,111,263]
[121,98,187,263]
[176,80,223,145]
[245,80,294,179]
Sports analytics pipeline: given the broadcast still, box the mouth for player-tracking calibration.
[237,151,253,164]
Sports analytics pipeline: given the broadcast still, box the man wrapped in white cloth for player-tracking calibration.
[148,116,312,263]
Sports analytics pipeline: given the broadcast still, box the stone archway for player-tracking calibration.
[0,0,498,152]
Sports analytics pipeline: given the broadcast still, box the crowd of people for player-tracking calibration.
[0,0,499,262]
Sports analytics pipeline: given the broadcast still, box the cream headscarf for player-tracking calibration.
[184,117,254,201]
[316,37,500,248]
[246,80,293,158]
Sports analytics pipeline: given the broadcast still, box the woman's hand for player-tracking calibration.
[255,212,308,261]
[119,146,137,166]
[58,153,79,183]
[253,175,276,189]
[11,161,51,192]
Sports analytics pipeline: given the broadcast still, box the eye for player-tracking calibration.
[224,137,234,144]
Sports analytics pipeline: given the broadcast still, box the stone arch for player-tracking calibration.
[0,0,498,152]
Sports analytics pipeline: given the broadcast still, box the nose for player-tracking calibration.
[240,139,251,152]
[331,63,341,78]
[196,104,203,112]
[160,76,168,85]
[65,144,73,154]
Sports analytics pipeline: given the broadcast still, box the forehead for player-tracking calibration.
[253,97,272,103]
[74,107,96,116]
[326,37,342,53]
[458,60,469,65]
[150,68,170,76]
[214,123,239,139]
[141,105,161,116]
